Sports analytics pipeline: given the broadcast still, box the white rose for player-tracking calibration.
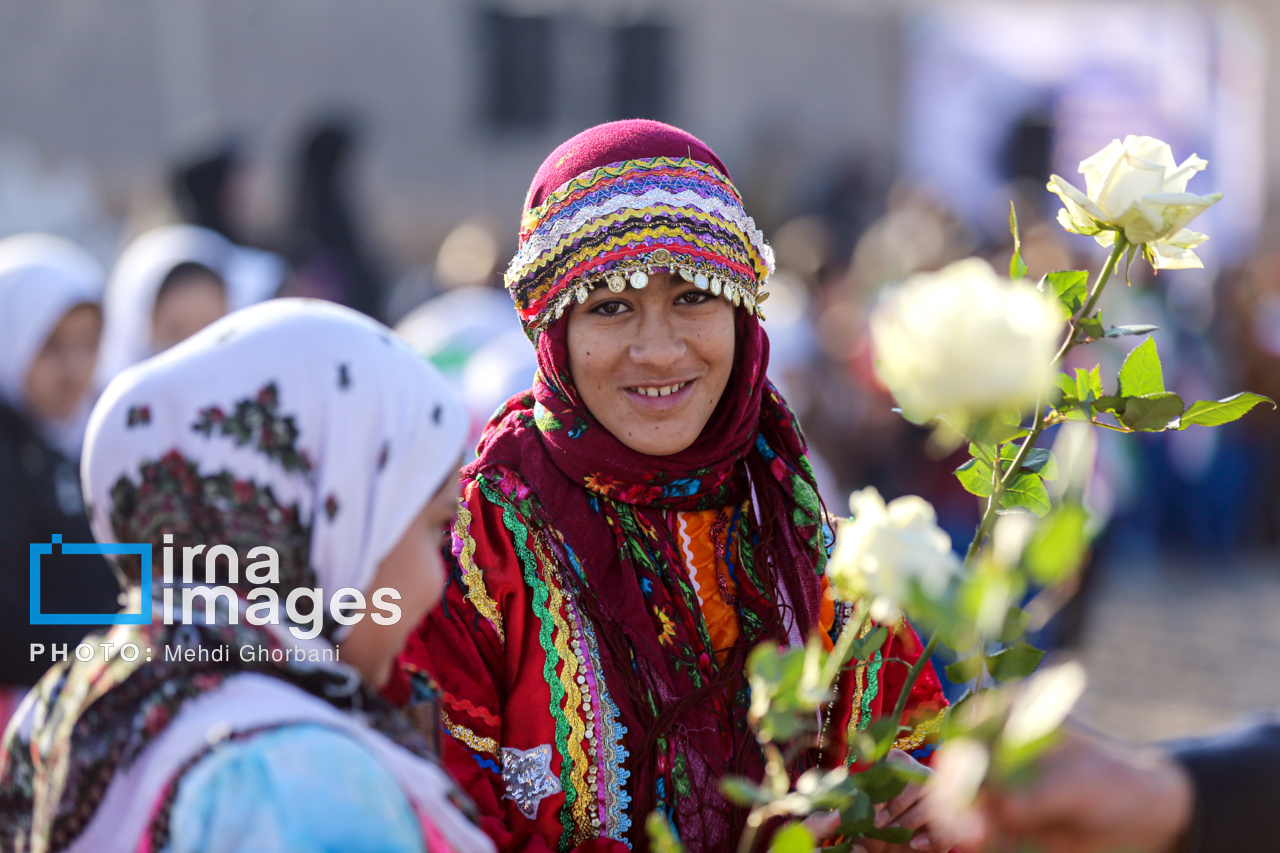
[1048,135,1221,269]
[1002,661,1087,750]
[828,487,961,620]
[870,258,1062,429]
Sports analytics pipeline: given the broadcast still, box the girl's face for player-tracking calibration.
[341,466,461,689]
[25,303,102,421]
[151,269,227,354]
[566,272,736,457]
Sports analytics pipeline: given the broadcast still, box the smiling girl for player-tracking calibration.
[399,121,949,853]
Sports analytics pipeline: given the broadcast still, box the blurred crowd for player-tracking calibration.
[3,106,1279,722]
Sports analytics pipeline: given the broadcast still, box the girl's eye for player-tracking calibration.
[677,290,713,306]
[590,300,627,316]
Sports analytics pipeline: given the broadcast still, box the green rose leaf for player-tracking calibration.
[1074,366,1104,402]
[958,446,1055,501]
[1118,337,1165,397]
[1055,373,1078,399]
[945,655,984,684]
[838,790,875,836]
[853,759,911,804]
[1179,392,1276,428]
[985,642,1045,682]
[1039,269,1088,318]
[944,688,1011,743]
[1093,395,1126,414]
[1021,448,1058,480]
[647,812,686,853]
[720,776,769,806]
[1002,471,1051,517]
[1119,393,1184,432]
[852,625,889,662]
[999,605,1032,644]
[1105,324,1160,338]
[1023,503,1089,585]
[1009,202,1029,280]
[864,826,915,845]
[968,440,996,464]
[954,457,994,497]
[748,644,825,742]
[769,822,815,853]
[1078,313,1105,340]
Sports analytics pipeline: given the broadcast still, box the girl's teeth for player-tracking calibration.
[635,382,686,398]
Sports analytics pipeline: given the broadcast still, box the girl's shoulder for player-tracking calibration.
[166,724,424,853]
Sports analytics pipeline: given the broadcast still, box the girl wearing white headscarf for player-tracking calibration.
[98,224,283,383]
[0,234,120,697]
[0,299,493,853]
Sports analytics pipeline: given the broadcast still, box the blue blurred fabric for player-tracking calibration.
[166,724,426,853]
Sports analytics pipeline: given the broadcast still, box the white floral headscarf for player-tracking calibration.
[83,297,468,621]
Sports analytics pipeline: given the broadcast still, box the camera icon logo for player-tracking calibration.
[29,534,152,625]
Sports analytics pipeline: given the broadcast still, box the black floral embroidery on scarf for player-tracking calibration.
[191,382,312,476]
[377,441,390,471]
[338,364,351,389]
[126,405,151,427]
[432,404,443,425]
[324,493,340,521]
[107,450,313,593]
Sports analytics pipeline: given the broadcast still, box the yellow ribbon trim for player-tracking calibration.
[441,709,498,756]
[892,707,948,753]
[455,504,505,644]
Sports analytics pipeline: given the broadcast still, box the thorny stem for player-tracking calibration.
[918,239,1128,718]
[970,237,1129,570]
[737,743,788,853]
[890,630,943,732]
[738,240,1132,847]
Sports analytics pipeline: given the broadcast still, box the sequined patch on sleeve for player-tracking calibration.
[501,744,563,820]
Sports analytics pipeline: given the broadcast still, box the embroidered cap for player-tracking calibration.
[505,120,774,334]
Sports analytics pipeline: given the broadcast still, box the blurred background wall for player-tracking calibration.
[0,0,906,268]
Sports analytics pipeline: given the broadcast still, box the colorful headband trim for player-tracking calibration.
[506,157,774,332]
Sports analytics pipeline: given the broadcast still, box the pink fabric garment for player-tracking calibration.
[522,119,733,212]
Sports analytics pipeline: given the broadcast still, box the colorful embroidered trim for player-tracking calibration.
[892,707,947,753]
[846,641,885,763]
[441,710,499,756]
[452,503,505,643]
[573,608,633,844]
[478,478,576,848]
[862,651,883,729]
[563,545,633,845]
[533,536,594,845]
[506,157,775,332]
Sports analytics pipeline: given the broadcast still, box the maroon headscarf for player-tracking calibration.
[474,121,829,851]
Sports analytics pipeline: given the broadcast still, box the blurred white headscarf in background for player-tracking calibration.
[0,232,105,453]
[98,224,283,383]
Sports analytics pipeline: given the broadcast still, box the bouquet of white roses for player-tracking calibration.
[649,136,1273,853]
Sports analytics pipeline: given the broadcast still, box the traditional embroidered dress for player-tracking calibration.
[397,121,948,853]
[0,300,494,853]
